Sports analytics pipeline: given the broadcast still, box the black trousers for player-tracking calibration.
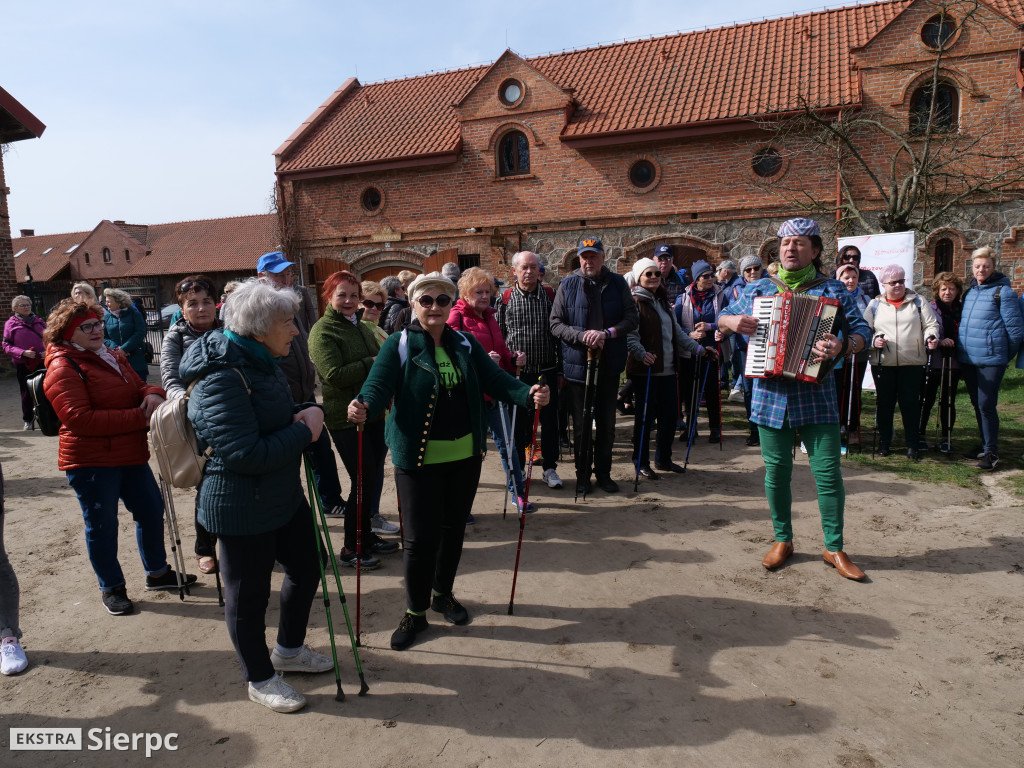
[679,356,720,434]
[833,358,868,435]
[631,372,678,467]
[565,367,619,481]
[330,424,385,551]
[16,364,34,423]
[919,362,960,438]
[871,365,924,448]
[218,501,323,683]
[395,455,482,613]
[309,426,344,508]
[512,368,560,472]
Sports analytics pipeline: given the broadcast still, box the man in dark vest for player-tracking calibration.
[550,238,639,494]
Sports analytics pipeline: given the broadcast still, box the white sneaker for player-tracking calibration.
[543,468,563,489]
[728,388,743,403]
[270,644,333,673]
[371,514,400,535]
[248,675,306,713]
[1,638,28,675]
[799,442,808,454]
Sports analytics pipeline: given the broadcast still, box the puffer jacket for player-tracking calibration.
[447,299,513,371]
[43,344,165,471]
[308,305,383,431]
[358,322,532,470]
[957,272,1024,367]
[3,313,46,370]
[862,291,941,367]
[181,329,312,537]
[160,318,220,399]
[103,305,148,378]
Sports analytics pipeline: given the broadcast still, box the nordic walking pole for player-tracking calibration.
[872,337,885,459]
[919,343,935,446]
[633,365,653,492]
[943,353,953,450]
[211,547,224,607]
[845,353,856,456]
[159,479,187,600]
[498,402,515,520]
[355,398,364,647]
[303,454,346,702]
[509,377,543,615]
[716,342,724,450]
[575,348,601,503]
[683,355,712,471]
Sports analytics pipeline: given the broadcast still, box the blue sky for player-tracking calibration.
[5,0,862,236]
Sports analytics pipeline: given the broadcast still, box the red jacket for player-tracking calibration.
[447,299,513,371]
[43,344,165,471]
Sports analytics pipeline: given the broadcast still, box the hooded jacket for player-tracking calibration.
[862,290,941,367]
[447,299,514,371]
[957,272,1024,367]
[3,313,46,370]
[160,318,220,399]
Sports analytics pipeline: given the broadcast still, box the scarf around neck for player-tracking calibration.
[777,262,817,289]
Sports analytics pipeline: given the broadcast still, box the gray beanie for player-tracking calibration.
[719,260,737,273]
[739,255,763,272]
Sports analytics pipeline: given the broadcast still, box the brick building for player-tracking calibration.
[0,86,45,328]
[273,0,1024,296]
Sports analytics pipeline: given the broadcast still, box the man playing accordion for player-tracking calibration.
[717,218,871,581]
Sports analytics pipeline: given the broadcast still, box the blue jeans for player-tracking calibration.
[962,363,1006,455]
[66,465,168,592]
[486,403,525,498]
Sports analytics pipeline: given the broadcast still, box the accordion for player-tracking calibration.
[744,292,841,384]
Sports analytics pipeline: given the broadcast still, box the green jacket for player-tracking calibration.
[360,323,533,470]
[309,306,384,431]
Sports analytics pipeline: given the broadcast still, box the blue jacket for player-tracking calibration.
[181,330,312,536]
[957,272,1024,367]
[549,267,639,383]
[103,305,148,378]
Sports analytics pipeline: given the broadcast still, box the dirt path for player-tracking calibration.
[0,375,1022,767]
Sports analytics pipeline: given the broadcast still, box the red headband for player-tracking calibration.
[63,312,100,341]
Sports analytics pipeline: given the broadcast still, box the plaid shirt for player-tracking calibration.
[720,276,871,429]
[496,283,560,375]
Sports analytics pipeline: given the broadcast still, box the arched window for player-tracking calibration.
[102,247,112,263]
[910,82,958,133]
[934,237,953,274]
[498,131,530,176]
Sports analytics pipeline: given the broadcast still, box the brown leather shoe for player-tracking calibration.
[822,550,866,581]
[762,541,794,570]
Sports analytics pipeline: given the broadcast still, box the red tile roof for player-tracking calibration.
[11,232,83,282]
[276,0,947,173]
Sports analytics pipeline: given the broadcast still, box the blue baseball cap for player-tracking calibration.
[577,238,604,256]
[257,251,294,274]
[654,244,673,259]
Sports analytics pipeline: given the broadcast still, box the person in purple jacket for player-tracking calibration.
[3,296,47,430]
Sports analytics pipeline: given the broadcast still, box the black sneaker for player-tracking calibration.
[430,592,470,625]
[708,430,721,443]
[390,613,429,651]
[575,479,593,496]
[906,448,919,461]
[654,461,685,473]
[595,476,619,493]
[145,569,199,591]
[638,466,658,479]
[367,535,399,555]
[745,432,760,446]
[977,452,999,471]
[338,548,382,570]
[102,586,134,615]
[878,445,890,457]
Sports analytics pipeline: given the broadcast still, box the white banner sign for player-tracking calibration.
[837,231,916,290]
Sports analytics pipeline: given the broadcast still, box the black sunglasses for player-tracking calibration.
[415,294,453,308]
[641,270,661,279]
[179,280,213,294]
[361,299,385,310]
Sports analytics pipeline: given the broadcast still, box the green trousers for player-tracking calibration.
[758,421,845,551]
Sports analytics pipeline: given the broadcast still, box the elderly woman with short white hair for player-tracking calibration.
[862,265,940,460]
[180,279,333,714]
[102,287,149,381]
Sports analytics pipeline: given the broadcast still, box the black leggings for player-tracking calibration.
[395,455,482,613]
[330,424,385,551]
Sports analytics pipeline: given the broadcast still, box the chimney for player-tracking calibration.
[19,229,34,237]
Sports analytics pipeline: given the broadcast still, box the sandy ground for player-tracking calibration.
[0,372,1022,768]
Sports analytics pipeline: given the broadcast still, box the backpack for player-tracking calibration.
[149,368,249,488]
[143,339,154,364]
[28,358,86,436]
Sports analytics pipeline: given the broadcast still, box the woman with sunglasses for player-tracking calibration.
[359,281,390,347]
[862,265,940,460]
[160,275,221,574]
[308,271,399,571]
[43,299,194,616]
[347,272,549,651]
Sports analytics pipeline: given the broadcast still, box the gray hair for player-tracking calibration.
[971,245,995,263]
[71,282,97,302]
[879,264,905,285]
[222,280,243,296]
[441,262,461,279]
[11,295,32,311]
[511,251,540,268]
[103,287,133,308]
[223,278,301,338]
[380,275,402,297]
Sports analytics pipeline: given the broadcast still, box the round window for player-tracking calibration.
[628,159,657,188]
[360,187,382,212]
[499,78,524,106]
[752,148,783,178]
[921,14,956,49]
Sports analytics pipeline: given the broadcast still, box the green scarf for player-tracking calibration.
[224,329,278,367]
[777,262,817,290]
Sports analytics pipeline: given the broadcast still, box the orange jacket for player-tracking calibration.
[43,344,165,470]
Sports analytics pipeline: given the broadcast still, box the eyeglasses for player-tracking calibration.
[641,270,661,279]
[76,320,103,333]
[361,299,385,310]
[743,266,762,273]
[178,280,212,294]
[885,279,906,286]
[415,294,453,308]
[655,255,673,261]
[697,273,714,280]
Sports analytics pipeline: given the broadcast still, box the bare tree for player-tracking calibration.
[749,0,1024,234]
